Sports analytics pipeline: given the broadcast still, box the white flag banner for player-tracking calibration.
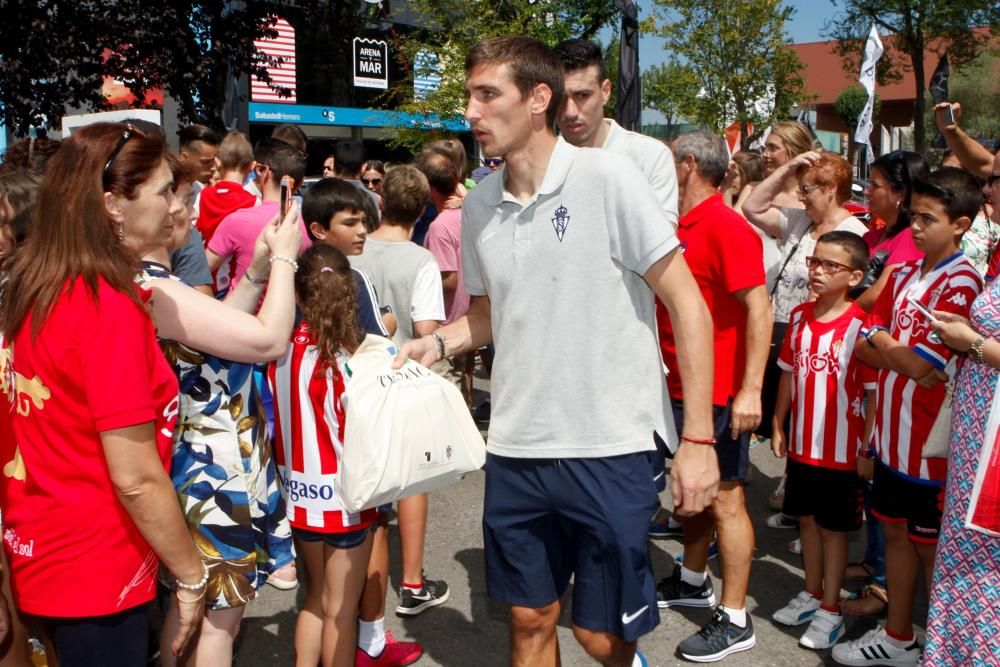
[854,25,884,164]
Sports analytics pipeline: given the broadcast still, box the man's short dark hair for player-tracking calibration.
[302,177,370,241]
[271,124,308,154]
[816,231,869,271]
[913,167,984,222]
[178,124,221,150]
[465,37,564,128]
[254,137,306,187]
[415,149,458,197]
[334,139,367,176]
[553,38,607,81]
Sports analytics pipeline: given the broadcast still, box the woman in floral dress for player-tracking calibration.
[125,160,304,665]
[925,160,1000,666]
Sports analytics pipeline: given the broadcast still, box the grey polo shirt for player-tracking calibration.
[461,137,678,459]
[601,119,679,230]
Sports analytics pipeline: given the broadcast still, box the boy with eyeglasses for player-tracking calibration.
[841,167,984,666]
[770,231,872,651]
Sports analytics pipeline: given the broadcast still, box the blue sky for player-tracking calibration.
[636,0,838,69]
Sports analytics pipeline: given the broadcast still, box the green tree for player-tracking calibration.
[641,0,808,150]
[0,0,369,134]
[385,0,619,150]
[833,85,881,158]
[641,61,700,138]
[825,0,1000,153]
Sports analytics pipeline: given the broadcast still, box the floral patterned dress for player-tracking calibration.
[139,262,294,610]
[925,276,1000,666]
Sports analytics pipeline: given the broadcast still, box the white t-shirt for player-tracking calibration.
[462,137,678,459]
[601,119,679,230]
[771,208,868,323]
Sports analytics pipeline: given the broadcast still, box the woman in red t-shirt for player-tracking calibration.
[0,123,206,665]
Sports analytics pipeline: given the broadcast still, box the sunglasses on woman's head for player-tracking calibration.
[103,123,146,187]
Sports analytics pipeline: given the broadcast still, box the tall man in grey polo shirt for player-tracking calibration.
[395,37,718,667]
[554,38,678,230]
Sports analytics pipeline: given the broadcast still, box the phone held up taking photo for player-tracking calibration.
[280,175,291,219]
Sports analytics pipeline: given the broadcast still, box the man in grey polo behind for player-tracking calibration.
[554,38,678,230]
[395,37,718,667]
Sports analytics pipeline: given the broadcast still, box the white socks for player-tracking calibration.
[680,566,707,587]
[721,605,747,628]
[358,617,386,657]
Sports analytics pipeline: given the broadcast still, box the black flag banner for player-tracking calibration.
[615,0,640,132]
[929,53,950,149]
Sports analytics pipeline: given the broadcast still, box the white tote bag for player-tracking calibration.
[338,335,486,513]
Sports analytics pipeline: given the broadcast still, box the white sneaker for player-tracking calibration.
[799,608,845,649]
[772,591,820,626]
[832,626,920,666]
[766,512,800,529]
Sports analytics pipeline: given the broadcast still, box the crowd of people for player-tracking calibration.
[0,34,997,667]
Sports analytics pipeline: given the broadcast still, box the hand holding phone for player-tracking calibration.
[280,175,291,219]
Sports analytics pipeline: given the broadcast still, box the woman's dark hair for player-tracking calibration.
[362,159,386,176]
[0,137,62,175]
[0,122,167,337]
[296,245,361,364]
[0,170,42,249]
[871,150,929,239]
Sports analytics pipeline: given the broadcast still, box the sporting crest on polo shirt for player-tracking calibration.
[551,204,569,242]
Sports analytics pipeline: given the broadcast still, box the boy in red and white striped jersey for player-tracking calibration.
[771,231,872,650]
[844,167,984,666]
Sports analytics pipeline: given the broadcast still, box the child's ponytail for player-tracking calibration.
[296,245,362,364]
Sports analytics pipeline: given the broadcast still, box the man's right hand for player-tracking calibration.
[670,442,720,516]
[393,335,440,369]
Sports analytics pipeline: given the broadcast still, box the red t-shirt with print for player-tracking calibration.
[0,277,179,617]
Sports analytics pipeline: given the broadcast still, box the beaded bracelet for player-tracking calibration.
[429,332,447,360]
[270,255,299,272]
[176,562,209,591]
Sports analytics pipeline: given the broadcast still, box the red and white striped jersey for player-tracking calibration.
[865,254,982,483]
[267,323,378,532]
[778,302,868,471]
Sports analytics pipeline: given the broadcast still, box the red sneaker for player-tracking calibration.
[355,631,423,667]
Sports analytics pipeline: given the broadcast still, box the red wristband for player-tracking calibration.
[681,435,718,445]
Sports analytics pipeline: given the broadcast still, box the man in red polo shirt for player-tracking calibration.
[655,130,772,662]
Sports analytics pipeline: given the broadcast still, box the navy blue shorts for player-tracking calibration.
[482,452,660,642]
[668,398,750,482]
[293,525,372,549]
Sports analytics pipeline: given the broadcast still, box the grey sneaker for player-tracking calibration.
[655,566,716,608]
[678,606,756,662]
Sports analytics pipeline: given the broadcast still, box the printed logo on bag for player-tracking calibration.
[377,364,430,387]
[551,204,570,242]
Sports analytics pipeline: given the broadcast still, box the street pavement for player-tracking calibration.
[236,395,927,666]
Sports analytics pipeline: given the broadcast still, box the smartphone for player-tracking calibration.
[280,175,291,219]
[911,299,939,323]
[941,105,955,126]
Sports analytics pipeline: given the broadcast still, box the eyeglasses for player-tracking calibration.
[798,183,823,195]
[361,177,382,186]
[805,256,855,274]
[103,123,145,187]
[483,158,503,167]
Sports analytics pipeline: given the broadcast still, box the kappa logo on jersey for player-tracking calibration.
[947,292,968,308]
[793,338,843,376]
[551,204,570,242]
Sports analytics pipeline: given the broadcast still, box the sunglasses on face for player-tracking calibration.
[483,158,503,167]
[362,177,382,186]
